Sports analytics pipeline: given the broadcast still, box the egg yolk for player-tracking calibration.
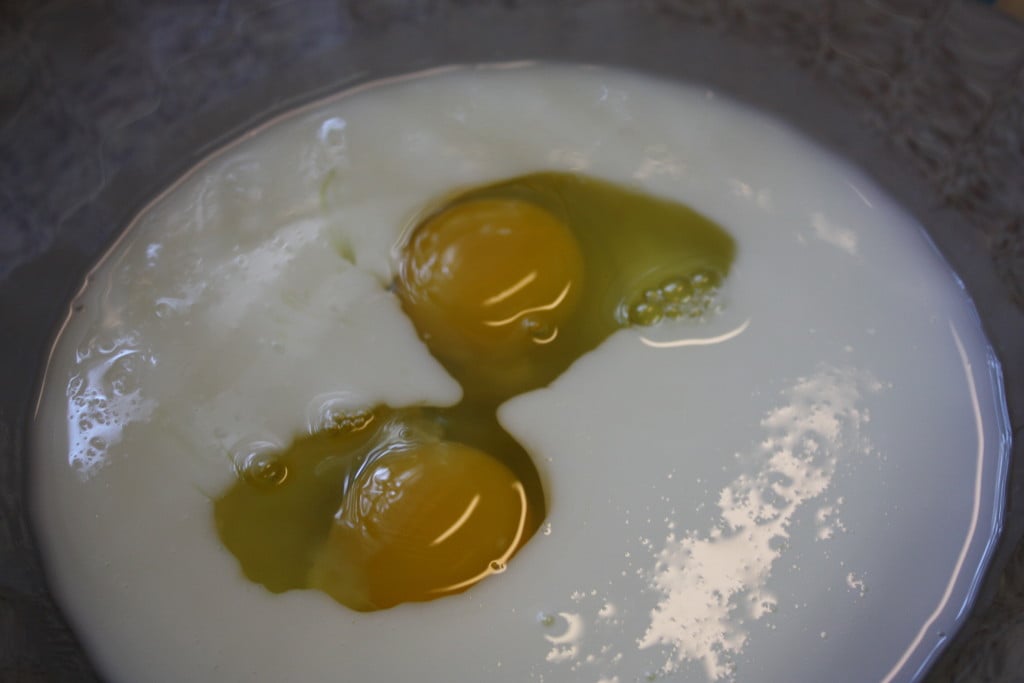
[398,198,585,362]
[308,441,533,611]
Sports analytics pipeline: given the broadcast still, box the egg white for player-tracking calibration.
[33,64,1007,683]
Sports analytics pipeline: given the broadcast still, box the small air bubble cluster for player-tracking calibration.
[328,409,375,433]
[307,393,377,434]
[65,334,156,477]
[624,268,723,327]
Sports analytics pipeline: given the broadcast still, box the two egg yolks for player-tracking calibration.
[215,172,735,612]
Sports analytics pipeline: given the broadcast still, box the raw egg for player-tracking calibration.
[215,171,735,611]
[398,172,736,400]
[215,406,542,611]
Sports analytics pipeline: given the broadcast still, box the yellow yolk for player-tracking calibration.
[308,441,533,611]
[398,198,585,361]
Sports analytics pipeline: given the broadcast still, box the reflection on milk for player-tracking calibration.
[65,333,157,478]
[639,366,879,679]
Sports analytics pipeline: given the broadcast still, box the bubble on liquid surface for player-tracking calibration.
[238,450,289,488]
[624,269,725,327]
[65,336,157,477]
[306,392,375,434]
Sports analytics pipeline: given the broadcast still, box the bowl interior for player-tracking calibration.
[1,1,1022,681]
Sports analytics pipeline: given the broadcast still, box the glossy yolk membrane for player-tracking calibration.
[399,198,585,361]
[309,441,532,611]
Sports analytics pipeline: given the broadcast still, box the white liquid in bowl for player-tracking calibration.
[32,63,1009,683]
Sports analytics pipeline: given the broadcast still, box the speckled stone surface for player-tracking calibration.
[1,1,1022,681]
